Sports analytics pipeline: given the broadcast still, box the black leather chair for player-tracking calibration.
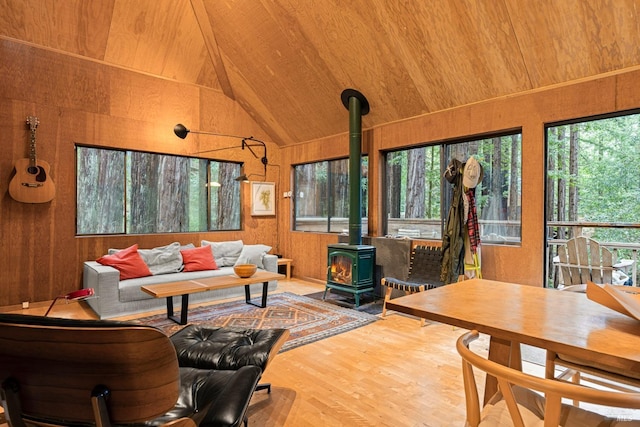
[0,314,260,427]
[171,325,289,393]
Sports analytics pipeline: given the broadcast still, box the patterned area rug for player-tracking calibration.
[134,292,378,352]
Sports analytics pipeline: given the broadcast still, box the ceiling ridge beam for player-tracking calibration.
[190,0,235,99]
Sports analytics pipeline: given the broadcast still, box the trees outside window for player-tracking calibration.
[384,133,522,242]
[76,146,241,235]
[386,145,442,237]
[546,112,640,286]
[77,147,125,234]
[293,157,368,233]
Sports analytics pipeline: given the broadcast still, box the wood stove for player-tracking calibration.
[326,243,375,307]
[323,88,376,307]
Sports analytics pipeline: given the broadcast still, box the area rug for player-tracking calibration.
[134,292,378,352]
[305,289,383,315]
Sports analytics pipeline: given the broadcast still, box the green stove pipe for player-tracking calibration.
[340,89,370,246]
[348,95,362,245]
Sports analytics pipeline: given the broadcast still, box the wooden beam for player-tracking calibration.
[190,0,234,99]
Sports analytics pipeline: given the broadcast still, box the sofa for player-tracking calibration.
[83,240,278,319]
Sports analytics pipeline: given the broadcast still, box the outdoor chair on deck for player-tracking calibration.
[558,236,613,287]
[381,245,444,326]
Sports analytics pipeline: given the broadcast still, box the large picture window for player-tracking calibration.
[76,146,241,235]
[293,157,368,234]
[546,111,640,287]
[384,132,522,243]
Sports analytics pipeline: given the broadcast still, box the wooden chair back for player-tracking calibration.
[0,314,184,426]
[558,236,613,286]
[457,330,640,427]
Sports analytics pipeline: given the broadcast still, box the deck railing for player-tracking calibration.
[295,218,638,286]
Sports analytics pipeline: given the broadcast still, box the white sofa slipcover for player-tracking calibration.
[83,242,278,319]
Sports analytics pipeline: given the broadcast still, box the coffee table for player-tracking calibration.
[141,271,284,325]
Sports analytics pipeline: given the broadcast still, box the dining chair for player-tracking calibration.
[557,236,613,286]
[457,330,640,427]
[545,282,640,405]
[381,245,444,326]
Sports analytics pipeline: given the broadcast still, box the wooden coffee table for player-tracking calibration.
[141,271,284,325]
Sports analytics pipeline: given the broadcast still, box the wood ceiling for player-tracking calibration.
[2,0,639,146]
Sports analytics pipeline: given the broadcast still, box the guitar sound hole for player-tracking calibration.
[27,166,39,175]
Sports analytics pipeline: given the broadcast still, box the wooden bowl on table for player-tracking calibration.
[234,264,257,278]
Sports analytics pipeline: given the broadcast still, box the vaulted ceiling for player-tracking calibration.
[2,0,640,146]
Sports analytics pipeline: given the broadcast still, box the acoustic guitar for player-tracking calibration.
[9,116,56,203]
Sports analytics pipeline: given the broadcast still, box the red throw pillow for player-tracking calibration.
[181,245,218,272]
[96,244,152,280]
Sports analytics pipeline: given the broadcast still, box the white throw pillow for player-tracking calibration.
[234,244,272,269]
[138,242,183,275]
[106,242,184,275]
[201,240,244,267]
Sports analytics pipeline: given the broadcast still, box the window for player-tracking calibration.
[385,145,442,238]
[546,111,640,286]
[384,132,522,243]
[293,157,368,233]
[76,146,241,235]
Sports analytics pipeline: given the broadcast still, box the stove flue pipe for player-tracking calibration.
[340,89,370,246]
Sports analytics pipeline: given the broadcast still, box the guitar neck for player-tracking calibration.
[27,116,39,168]
[29,133,38,167]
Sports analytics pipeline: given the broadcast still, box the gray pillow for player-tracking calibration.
[234,244,272,269]
[201,240,244,267]
[180,243,195,251]
[138,242,183,275]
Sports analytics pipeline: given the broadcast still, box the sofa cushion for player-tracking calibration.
[181,245,218,272]
[97,244,152,280]
[138,242,184,275]
[201,240,243,267]
[234,244,271,269]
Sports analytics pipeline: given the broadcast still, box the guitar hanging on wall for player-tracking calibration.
[9,116,56,203]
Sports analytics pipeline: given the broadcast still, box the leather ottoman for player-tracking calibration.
[170,325,289,393]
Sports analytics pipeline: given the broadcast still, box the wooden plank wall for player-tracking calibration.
[0,38,279,306]
[279,68,640,287]
[2,35,640,307]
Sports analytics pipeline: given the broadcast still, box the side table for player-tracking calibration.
[277,258,293,279]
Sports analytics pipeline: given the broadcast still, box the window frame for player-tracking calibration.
[544,108,640,287]
[292,156,369,234]
[75,144,242,236]
[382,129,523,245]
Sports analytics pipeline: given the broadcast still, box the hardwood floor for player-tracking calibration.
[0,278,485,426]
[3,279,638,426]
[245,282,482,426]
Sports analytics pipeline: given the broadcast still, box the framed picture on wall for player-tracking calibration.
[250,181,276,216]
